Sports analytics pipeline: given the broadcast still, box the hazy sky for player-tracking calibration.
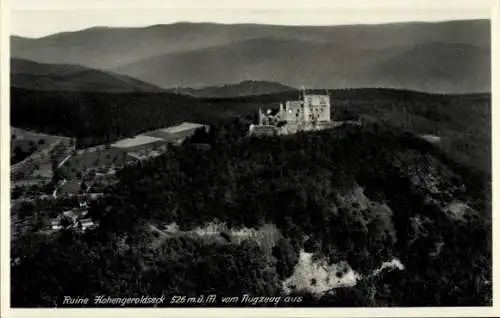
[10,0,492,38]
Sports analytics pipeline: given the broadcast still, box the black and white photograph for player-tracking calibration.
[1,0,497,315]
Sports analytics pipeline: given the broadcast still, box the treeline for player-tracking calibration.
[11,87,490,175]
[10,88,228,148]
[11,119,491,307]
[12,230,283,307]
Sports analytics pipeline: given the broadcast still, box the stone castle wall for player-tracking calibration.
[250,91,333,137]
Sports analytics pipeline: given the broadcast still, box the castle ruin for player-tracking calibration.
[249,89,337,136]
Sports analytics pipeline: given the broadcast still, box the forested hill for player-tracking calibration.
[11,58,165,93]
[166,80,297,98]
[12,122,491,306]
[11,87,491,175]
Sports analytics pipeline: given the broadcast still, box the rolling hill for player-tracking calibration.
[360,42,491,93]
[11,20,491,94]
[112,39,490,93]
[166,80,297,98]
[11,20,490,69]
[11,58,165,92]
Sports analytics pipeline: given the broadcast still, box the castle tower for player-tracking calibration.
[325,90,330,121]
[250,88,333,137]
[302,90,331,124]
[323,89,331,122]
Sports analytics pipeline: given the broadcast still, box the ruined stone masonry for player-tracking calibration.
[249,89,340,136]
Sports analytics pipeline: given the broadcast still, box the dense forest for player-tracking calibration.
[11,119,491,307]
[11,87,490,175]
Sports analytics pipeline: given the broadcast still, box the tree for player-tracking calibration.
[12,145,26,163]
[80,181,88,192]
[10,117,492,307]
[60,215,74,228]
[52,167,67,184]
[11,186,24,199]
[272,237,299,280]
[319,284,374,307]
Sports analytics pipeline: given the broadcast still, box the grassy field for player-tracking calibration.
[11,127,64,144]
[11,127,67,165]
[64,148,128,179]
[11,127,75,183]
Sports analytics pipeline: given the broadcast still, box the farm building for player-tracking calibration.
[65,122,211,178]
[142,130,181,142]
[62,210,79,223]
[144,122,210,144]
[49,207,93,232]
[108,122,211,162]
[65,148,129,179]
[78,218,96,231]
[110,135,168,152]
[163,122,209,134]
[51,218,63,230]
[87,192,104,200]
[31,163,53,179]
[127,150,163,161]
[58,180,82,196]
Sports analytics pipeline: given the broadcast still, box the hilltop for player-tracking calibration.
[11,122,491,306]
[11,58,165,93]
[113,38,489,93]
[10,87,490,175]
[166,80,297,98]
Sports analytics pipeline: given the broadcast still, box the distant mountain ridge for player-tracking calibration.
[360,42,490,93]
[113,38,490,93]
[11,58,165,92]
[11,20,491,94]
[166,80,297,98]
